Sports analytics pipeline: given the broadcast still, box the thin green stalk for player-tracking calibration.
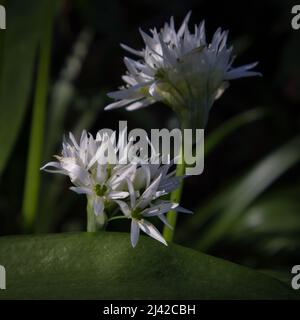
[22,3,54,232]
[163,147,186,242]
[163,113,190,242]
[87,197,97,232]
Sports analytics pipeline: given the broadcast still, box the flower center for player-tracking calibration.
[155,68,168,81]
[131,208,143,220]
[94,184,107,197]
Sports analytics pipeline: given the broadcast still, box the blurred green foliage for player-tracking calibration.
[0,0,49,175]
[0,0,300,278]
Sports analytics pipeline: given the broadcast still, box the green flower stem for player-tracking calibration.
[163,113,204,242]
[163,147,186,242]
[163,114,188,242]
[86,197,107,232]
[22,2,54,232]
[87,198,97,232]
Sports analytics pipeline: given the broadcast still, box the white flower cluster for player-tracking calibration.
[41,130,191,247]
[105,12,260,128]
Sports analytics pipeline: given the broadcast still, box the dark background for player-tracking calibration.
[1,0,300,276]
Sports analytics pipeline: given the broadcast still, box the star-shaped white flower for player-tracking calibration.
[41,130,130,217]
[42,129,192,246]
[105,12,261,128]
[116,174,191,247]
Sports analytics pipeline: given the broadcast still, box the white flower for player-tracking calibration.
[132,158,182,196]
[41,129,192,247]
[115,174,192,247]
[41,130,130,217]
[105,12,261,128]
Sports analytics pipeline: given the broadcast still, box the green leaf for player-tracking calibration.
[176,108,265,242]
[0,232,297,299]
[22,0,55,231]
[180,136,300,251]
[178,137,300,244]
[166,109,265,241]
[259,270,294,288]
[227,188,300,258]
[205,108,266,156]
[0,0,49,176]
[231,194,300,237]
[195,135,300,250]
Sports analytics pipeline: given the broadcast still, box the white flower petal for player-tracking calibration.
[70,186,92,195]
[158,176,182,194]
[60,160,90,186]
[137,173,162,209]
[107,82,150,100]
[125,178,136,208]
[138,220,167,246]
[125,99,152,111]
[121,43,144,57]
[40,161,64,174]
[105,98,139,110]
[174,205,193,214]
[226,62,262,80]
[69,132,80,150]
[157,214,173,229]
[108,191,129,199]
[109,164,136,190]
[142,202,178,216]
[114,200,131,217]
[177,11,192,38]
[131,220,140,248]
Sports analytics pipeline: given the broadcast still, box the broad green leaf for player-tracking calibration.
[0,0,49,176]
[0,232,297,299]
[259,270,294,288]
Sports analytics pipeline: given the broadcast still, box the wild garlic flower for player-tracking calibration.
[41,130,130,217]
[115,174,192,247]
[105,12,261,128]
[41,129,191,247]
